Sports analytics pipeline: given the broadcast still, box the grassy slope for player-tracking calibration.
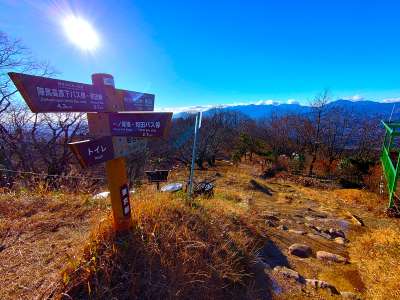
[60,168,270,299]
[0,189,110,299]
[2,162,400,299]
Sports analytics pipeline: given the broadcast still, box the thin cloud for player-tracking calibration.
[382,98,400,103]
[343,95,364,101]
[287,99,299,104]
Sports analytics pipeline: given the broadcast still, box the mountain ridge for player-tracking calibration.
[173,99,400,120]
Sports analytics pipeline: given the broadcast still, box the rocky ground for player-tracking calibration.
[252,180,365,299]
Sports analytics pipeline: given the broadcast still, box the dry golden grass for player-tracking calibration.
[0,189,109,299]
[349,227,400,299]
[59,186,270,299]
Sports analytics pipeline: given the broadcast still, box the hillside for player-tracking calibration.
[1,161,399,299]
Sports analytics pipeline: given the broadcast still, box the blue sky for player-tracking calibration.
[1,0,400,111]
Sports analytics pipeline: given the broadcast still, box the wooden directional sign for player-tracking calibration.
[8,72,155,113]
[10,71,171,232]
[87,112,173,138]
[69,136,148,168]
[69,136,115,168]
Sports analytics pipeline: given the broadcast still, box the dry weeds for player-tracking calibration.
[349,227,400,299]
[0,189,109,299]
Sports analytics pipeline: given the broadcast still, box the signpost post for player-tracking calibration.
[9,72,172,232]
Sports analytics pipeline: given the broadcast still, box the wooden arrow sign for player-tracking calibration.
[69,136,115,168]
[87,112,173,138]
[8,72,155,113]
[69,136,149,168]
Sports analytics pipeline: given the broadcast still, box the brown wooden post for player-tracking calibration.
[91,73,132,231]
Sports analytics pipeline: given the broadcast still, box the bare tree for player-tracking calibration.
[320,107,355,173]
[31,112,86,176]
[308,89,330,175]
[0,31,53,114]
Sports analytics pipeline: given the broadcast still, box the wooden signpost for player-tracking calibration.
[9,72,172,232]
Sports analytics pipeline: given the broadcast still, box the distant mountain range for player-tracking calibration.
[174,100,400,121]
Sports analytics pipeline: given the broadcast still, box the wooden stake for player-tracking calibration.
[91,73,132,231]
[105,157,132,230]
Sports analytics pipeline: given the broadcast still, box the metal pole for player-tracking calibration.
[188,112,200,196]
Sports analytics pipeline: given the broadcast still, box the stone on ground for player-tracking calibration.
[288,243,312,258]
[160,183,183,192]
[273,266,302,281]
[306,278,339,294]
[316,250,348,263]
[278,224,288,231]
[92,191,110,199]
[288,229,306,235]
[329,228,346,238]
[265,220,277,227]
[334,237,346,245]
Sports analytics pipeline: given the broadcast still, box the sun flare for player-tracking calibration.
[62,15,100,51]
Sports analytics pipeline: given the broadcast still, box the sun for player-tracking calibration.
[62,15,100,52]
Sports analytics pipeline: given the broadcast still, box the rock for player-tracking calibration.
[160,183,183,192]
[340,291,361,299]
[316,251,348,263]
[329,228,346,239]
[307,209,328,218]
[317,232,332,240]
[306,278,339,294]
[350,214,365,226]
[288,243,312,258]
[273,266,302,281]
[334,237,346,245]
[265,220,277,227]
[278,224,288,231]
[93,190,134,200]
[92,191,110,199]
[305,216,316,221]
[288,229,306,235]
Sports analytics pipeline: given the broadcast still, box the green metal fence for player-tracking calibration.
[380,121,400,208]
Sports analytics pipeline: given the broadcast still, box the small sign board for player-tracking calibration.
[9,72,155,113]
[119,89,155,111]
[69,136,148,168]
[69,136,115,168]
[120,184,131,217]
[88,112,173,138]
[145,170,170,182]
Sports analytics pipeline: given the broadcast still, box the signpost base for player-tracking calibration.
[105,157,132,231]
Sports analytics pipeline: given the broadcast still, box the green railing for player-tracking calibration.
[380,121,400,208]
